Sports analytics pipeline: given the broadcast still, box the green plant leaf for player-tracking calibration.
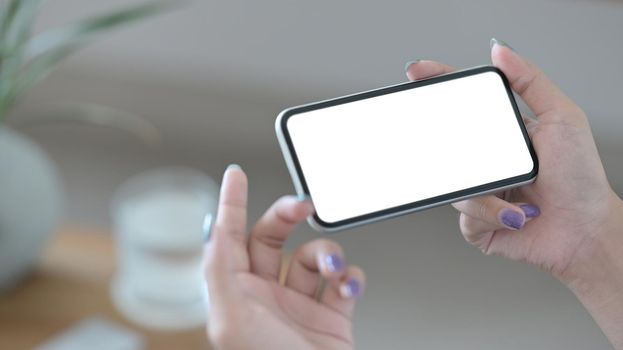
[0,0,181,122]
[0,0,22,39]
[15,102,162,145]
[25,0,180,59]
[0,0,41,122]
[1,0,40,54]
[15,0,179,96]
[12,41,77,103]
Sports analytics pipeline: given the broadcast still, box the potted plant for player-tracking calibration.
[0,0,174,291]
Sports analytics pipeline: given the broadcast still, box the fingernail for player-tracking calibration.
[340,278,361,298]
[202,213,213,242]
[519,204,541,218]
[296,193,314,213]
[404,60,420,72]
[324,254,344,273]
[227,163,241,171]
[490,38,516,52]
[499,208,525,230]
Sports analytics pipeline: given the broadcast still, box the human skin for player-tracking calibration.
[203,165,365,350]
[405,39,623,348]
[204,39,623,349]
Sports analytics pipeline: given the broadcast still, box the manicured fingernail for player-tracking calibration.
[519,204,541,218]
[490,38,516,52]
[324,254,344,272]
[499,208,525,230]
[202,213,213,242]
[404,60,420,72]
[296,194,314,213]
[340,278,361,298]
[227,163,241,171]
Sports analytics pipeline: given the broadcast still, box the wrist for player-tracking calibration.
[560,191,623,291]
[560,192,623,347]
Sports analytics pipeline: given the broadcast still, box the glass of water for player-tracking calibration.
[110,167,217,330]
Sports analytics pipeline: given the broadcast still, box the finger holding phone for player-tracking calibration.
[204,165,365,350]
[406,40,623,348]
[204,39,623,349]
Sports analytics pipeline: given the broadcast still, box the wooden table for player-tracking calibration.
[0,227,212,350]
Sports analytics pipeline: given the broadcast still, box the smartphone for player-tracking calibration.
[275,66,538,232]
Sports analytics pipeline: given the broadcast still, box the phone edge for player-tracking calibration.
[275,65,538,233]
[307,177,536,233]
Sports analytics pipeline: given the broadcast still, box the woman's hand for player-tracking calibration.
[406,39,621,280]
[203,165,365,350]
[405,39,623,347]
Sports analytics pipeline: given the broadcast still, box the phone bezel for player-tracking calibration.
[275,66,539,232]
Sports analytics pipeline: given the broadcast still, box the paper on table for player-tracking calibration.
[35,317,144,350]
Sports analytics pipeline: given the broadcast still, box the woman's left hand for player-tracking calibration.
[204,165,365,350]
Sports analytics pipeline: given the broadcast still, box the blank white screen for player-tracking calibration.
[287,71,534,224]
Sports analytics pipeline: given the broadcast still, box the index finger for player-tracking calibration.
[204,164,250,317]
[452,195,526,231]
[214,164,248,243]
[248,195,314,281]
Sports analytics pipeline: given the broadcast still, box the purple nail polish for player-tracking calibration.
[324,254,344,272]
[519,204,541,218]
[499,208,524,230]
[341,278,361,298]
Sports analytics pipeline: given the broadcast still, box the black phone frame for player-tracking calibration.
[278,66,539,230]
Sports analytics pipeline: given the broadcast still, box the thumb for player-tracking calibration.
[490,38,584,126]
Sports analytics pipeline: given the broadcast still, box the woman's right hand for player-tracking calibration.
[405,39,623,348]
[204,166,364,350]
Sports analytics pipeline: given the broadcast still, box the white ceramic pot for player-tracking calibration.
[0,127,63,292]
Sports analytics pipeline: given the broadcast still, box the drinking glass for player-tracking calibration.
[110,167,217,330]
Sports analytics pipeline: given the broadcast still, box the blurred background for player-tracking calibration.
[1,0,622,349]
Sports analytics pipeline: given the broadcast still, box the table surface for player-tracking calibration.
[0,227,212,350]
